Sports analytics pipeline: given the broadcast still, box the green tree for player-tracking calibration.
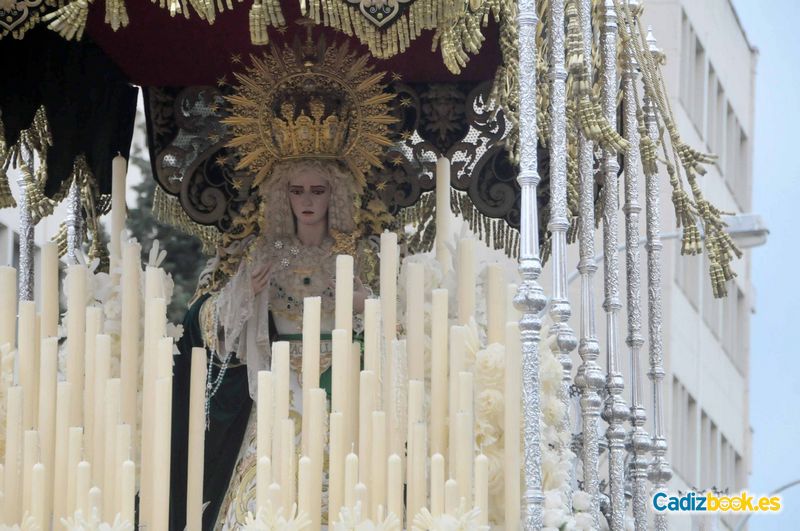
[127,126,206,323]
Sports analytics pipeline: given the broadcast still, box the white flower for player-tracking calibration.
[476,388,504,425]
[542,395,565,427]
[474,343,505,390]
[574,512,595,531]
[544,490,566,510]
[411,502,489,531]
[543,507,567,528]
[572,490,593,512]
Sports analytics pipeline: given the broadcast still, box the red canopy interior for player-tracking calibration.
[86,1,502,86]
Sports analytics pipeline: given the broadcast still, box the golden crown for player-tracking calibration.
[223,31,397,190]
[272,98,347,160]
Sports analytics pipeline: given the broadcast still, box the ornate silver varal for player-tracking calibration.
[514,1,547,529]
[547,0,578,509]
[644,27,672,531]
[599,2,628,530]
[65,179,83,265]
[16,165,33,301]
[621,5,651,529]
[573,0,604,528]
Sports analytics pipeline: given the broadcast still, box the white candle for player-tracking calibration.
[458,371,474,417]
[255,376,272,467]
[104,379,121,521]
[406,379,423,505]
[52,382,71,523]
[271,342,289,487]
[344,452,358,510]
[110,155,128,262]
[66,427,83,516]
[444,479,459,516]
[298,456,311,520]
[370,411,386,521]
[431,289,448,457]
[455,411,472,508]
[331,330,348,417]
[431,453,445,518]
[487,264,505,344]
[187,348,208,530]
[18,300,37,429]
[335,255,354,337]
[308,389,326,530]
[349,341,360,454]
[31,463,45,529]
[435,157,452,269]
[354,483,367,517]
[22,430,38,518]
[83,307,102,464]
[66,264,86,426]
[504,322,521,530]
[302,297,320,456]
[280,418,295,512]
[93,334,111,486]
[328,411,344,525]
[76,461,91,518]
[40,242,59,338]
[140,295,165,531]
[120,240,141,429]
[3,386,21,522]
[475,454,488,524]
[152,377,172,531]
[406,262,425,382]
[256,457,271,516]
[379,232,397,453]
[379,232,398,342]
[120,460,135,526]
[88,487,102,520]
[457,238,475,325]
[409,422,427,523]
[268,483,282,516]
[37,336,58,521]
[357,370,376,488]
[115,424,131,510]
[363,299,381,382]
[0,267,15,351]
[448,326,465,476]
[387,454,402,526]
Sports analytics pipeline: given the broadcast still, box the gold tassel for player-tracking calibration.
[44,0,90,41]
[249,0,269,45]
[0,166,15,209]
[104,0,129,30]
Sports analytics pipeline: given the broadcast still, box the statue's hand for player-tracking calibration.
[251,261,274,295]
[353,277,368,314]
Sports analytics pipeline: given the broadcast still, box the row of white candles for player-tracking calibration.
[0,153,526,528]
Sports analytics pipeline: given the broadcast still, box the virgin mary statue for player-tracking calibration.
[169,34,397,530]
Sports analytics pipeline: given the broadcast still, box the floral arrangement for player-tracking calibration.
[240,502,311,530]
[61,509,133,531]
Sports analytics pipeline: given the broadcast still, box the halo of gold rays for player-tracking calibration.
[222,32,397,192]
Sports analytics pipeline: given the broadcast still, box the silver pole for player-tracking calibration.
[16,163,34,301]
[574,0,604,527]
[547,0,577,510]
[621,3,651,529]
[65,178,83,265]
[515,0,546,528]
[644,27,672,531]
[599,1,628,530]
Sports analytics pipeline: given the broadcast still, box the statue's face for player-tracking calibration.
[288,169,331,228]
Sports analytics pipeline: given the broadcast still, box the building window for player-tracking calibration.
[722,281,747,373]
[706,66,717,152]
[671,377,699,484]
[680,12,707,135]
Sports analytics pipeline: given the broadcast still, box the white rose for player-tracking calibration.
[572,490,593,512]
[544,490,566,510]
[574,512,595,530]
[543,507,566,528]
[474,343,505,390]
